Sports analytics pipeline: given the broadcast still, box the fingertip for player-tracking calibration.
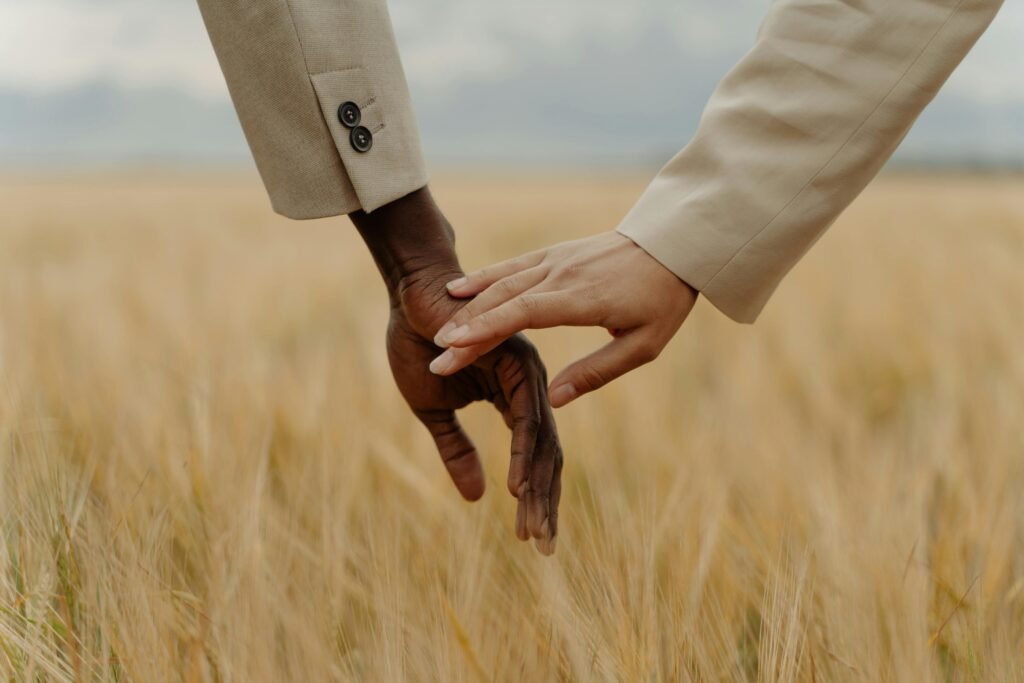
[527,500,549,541]
[446,276,468,291]
[514,491,530,541]
[535,533,557,556]
[433,321,456,347]
[429,350,455,375]
[548,383,578,409]
[507,469,526,498]
[460,477,486,502]
[446,277,482,298]
[442,325,470,347]
[448,455,486,503]
[447,288,475,299]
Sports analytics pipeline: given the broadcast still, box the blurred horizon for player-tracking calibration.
[1,0,1022,170]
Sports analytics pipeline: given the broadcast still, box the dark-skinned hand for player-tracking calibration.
[353,188,562,554]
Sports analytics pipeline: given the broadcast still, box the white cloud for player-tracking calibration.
[0,0,227,99]
[390,1,651,89]
[941,3,1024,105]
[389,0,766,89]
[0,0,1020,105]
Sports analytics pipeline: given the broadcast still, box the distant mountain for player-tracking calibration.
[408,22,1024,169]
[900,94,1024,169]
[407,24,730,167]
[2,27,1022,170]
[0,82,249,166]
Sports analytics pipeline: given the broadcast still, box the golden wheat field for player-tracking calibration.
[0,170,1023,681]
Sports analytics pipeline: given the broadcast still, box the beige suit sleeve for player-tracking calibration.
[617,0,1003,323]
[197,0,427,218]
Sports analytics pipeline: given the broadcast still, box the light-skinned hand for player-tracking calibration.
[430,232,698,408]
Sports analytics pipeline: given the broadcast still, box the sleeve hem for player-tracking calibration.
[309,68,429,214]
[616,226,762,324]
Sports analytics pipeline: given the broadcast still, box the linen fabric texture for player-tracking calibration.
[198,0,1003,322]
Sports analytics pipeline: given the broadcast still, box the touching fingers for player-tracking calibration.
[433,265,549,348]
[548,330,662,408]
[545,459,562,551]
[526,365,562,555]
[527,420,561,556]
[494,340,563,554]
[515,483,530,542]
[446,251,546,298]
[505,370,542,499]
[417,410,486,502]
[429,340,501,376]
[439,292,587,350]
[533,454,561,556]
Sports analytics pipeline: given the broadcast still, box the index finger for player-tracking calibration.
[445,292,589,349]
[416,409,486,502]
[446,251,546,298]
[529,381,562,556]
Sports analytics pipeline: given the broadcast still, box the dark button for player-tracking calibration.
[338,101,361,129]
[350,126,373,153]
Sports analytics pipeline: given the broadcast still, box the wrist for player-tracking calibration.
[351,187,463,295]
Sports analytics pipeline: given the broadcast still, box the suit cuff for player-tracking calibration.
[617,218,767,325]
[309,67,429,215]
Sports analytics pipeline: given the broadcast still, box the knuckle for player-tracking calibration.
[507,337,546,373]
[519,338,542,363]
[550,261,581,283]
[476,310,496,329]
[512,413,542,435]
[541,434,562,459]
[495,277,518,298]
[564,261,585,279]
[516,295,539,315]
[441,446,475,466]
[576,364,609,392]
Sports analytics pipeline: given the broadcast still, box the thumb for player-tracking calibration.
[416,410,486,501]
[548,331,659,408]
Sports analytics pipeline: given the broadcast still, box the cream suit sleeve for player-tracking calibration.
[617,0,1003,323]
[196,0,427,218]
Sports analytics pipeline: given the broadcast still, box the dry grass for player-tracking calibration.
[0,170,1023,681]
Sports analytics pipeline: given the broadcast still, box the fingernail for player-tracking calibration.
[443,325,470,346]
[515,503,529,541]
[550,384,577,408]
[535,534,557,556]
[429,350,455,375]
[433,322,456,347]
[446,277,467,291]
[536,518,557,555]
[515,484,530,541]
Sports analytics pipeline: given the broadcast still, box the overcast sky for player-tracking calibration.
[1,0,1022,166]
